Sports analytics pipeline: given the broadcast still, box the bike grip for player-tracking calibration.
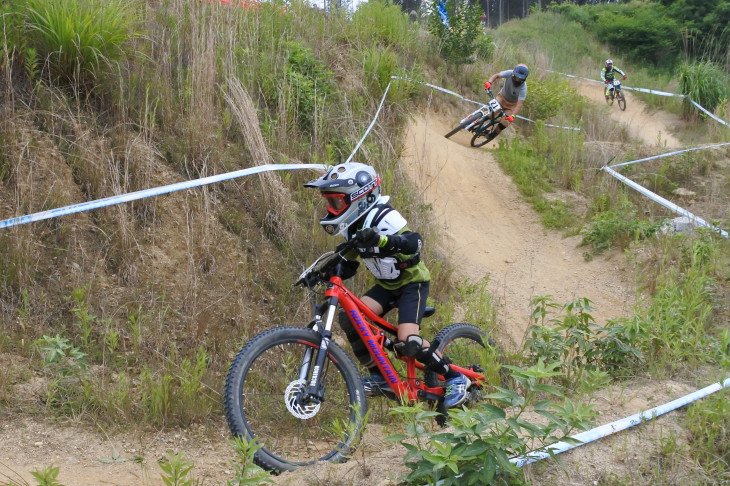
[484,81,491,90]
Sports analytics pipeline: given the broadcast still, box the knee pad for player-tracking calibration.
[417,346,450,376]
[394,334,423,358]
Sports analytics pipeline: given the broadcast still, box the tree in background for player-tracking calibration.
[427,0,483,65]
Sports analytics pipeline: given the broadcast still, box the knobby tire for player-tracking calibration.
[224,326,367,473]
[471,131,493,147]
[445,113,482,139]
[617,91,626,111]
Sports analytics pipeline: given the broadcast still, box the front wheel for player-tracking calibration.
[617,90,626,111]
[224,327,367,473]
[445,113,482,139]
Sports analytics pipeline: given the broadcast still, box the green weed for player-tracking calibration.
[387,359,597,485]
[227,435,274,485]
[158,451,195,486]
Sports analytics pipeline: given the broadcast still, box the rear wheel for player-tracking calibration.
[445,113,482,138]
[617,90,626,111]
[224,327,367,473]
[471,131,494,147]
[424,323,502,424]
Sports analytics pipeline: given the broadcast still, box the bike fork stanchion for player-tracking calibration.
[306,296,339,400]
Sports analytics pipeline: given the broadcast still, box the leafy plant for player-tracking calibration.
[35,334,88,378]
[30,465,64,486]
[580,205,662,258]
[525,296,641,384]
[227,436,274,485]
[158,451,194,486]
[387,360,597,485]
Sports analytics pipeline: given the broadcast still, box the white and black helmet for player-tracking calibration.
[305,162,382,236]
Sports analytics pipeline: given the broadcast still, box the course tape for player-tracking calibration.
[390,76,581,131]
[0,163,326,229]
[345,81,392,165]
[511,377,730,467]
[610,142,730,168]
[602,165,729,238]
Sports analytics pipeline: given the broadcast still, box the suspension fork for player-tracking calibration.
[301,292,340,401]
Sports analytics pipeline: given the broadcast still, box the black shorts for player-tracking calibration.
[364,281,430,325]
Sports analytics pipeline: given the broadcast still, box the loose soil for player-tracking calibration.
[0,80,710,486]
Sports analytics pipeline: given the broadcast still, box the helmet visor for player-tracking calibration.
[322,193,348,216]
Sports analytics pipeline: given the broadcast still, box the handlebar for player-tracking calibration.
[294,239,358,288]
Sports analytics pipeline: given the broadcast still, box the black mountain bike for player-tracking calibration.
[444,89,510,147]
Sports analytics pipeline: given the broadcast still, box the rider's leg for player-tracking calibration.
[338,308,375,369]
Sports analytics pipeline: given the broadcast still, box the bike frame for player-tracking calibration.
[309,275,485,403]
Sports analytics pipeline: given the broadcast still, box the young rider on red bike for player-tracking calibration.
[304,162,470,408]
[482,63,529,141]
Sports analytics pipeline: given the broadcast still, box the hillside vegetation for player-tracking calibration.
[0,0,729,484]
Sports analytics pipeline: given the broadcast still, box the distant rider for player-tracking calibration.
[304,162,470,408]
[601,59,627,102]
[482,63,529,142]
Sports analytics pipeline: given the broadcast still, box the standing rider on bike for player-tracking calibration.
[482,63,529,142]
[601,59,627,102]
[305,162,470,408]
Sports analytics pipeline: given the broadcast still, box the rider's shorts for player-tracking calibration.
[496,93,517,125]
[364,281,430,325]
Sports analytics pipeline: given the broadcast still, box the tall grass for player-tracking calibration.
[23,0,142,87]
[679,60,730,117]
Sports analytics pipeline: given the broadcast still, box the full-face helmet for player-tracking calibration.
[605,59,613,69]
[304,162,382,236]
[511,64,529,86]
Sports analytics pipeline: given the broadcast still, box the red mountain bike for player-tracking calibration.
[224,239,495,472]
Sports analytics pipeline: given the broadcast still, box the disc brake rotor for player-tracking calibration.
[284,379,321,419]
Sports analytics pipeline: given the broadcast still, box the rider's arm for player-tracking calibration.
[376,231,422,255]
[615,67,626,77]
[600,68,606,81]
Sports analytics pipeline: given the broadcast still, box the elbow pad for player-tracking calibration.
[381,232,422,255]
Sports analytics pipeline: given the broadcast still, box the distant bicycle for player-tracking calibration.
[605,79,626,111]
[444,89,513,147]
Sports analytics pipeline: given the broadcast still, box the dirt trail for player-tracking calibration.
[401,111,635,345]
[572,77,683,148]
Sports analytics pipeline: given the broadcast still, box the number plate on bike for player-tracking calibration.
[487,99,501,113]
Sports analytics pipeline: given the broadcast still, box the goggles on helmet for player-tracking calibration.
[322,192,348,216]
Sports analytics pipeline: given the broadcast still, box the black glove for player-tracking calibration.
[355,228,382,247]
